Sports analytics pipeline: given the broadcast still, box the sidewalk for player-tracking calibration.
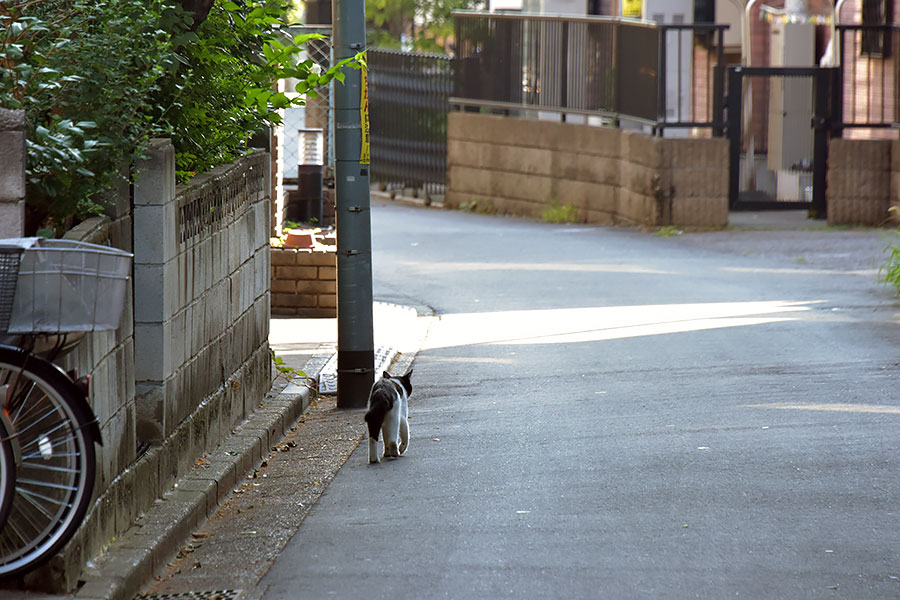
[24,302,432,600]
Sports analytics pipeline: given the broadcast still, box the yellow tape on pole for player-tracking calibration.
[360,52,370,165]
[622,0,641,18]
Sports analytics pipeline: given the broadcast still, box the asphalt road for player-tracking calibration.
[257,204,900,599]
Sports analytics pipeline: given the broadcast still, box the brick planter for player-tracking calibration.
[271,246,337,317]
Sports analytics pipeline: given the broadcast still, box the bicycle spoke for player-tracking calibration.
[20,459,81,474]
[12,405,67,442]
[14,486,67,521]
[8,378,39,424]
[0,512,35,550]
[19,432,77,459]
[16,477,78,495]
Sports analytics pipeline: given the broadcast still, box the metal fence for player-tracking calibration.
[658,24,729,135]
[368,48,453,198]
[835,24,900,133]
[451,11,728,135]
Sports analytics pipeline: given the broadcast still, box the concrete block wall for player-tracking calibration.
[23,142,275,594]
[133,140,271,446]
[0,109,26,237]
[271,247,337,317]
[827,138,896,226]
[662,137,731,228]
[446,112,729,228]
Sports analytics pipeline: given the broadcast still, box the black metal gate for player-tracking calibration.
[368,48,453,199]
[726,67,839,215]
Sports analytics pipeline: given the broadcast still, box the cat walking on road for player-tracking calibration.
[364,370,413,464]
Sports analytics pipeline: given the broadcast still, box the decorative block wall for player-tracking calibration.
[25,142,276,594]
[828,138,898,226]
[446,112,729,229]
[270,247,337,317]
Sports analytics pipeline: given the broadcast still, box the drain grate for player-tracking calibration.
[317,345,396,395]
[137,591,242,600]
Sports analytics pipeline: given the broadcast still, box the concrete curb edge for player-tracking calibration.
[74,368,321,600]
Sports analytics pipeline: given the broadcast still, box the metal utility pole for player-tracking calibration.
[332,0,374,408]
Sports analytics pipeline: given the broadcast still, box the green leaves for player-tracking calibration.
[1,0,179,231]
[1,0,361,232]
[152,0,362,180]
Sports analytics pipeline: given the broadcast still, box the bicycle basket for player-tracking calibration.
[0,241,27,333]
[0,238,132,334]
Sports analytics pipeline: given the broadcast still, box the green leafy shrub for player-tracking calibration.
[1,0,357,234]
[152,0,354,180]
[882,208,900,293]
[1,0,178,233]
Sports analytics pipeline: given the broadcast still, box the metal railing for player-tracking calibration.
[657,24,729,135]
[835,24,900,132]
[451,11,728,135]
[368,48,453,198]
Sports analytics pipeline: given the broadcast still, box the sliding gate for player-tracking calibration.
[727,67,839,216]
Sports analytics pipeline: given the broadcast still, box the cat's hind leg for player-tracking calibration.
[399,416,409,455]
[383,434,400,458]
[368,436,380,463]
[382,417,400,458]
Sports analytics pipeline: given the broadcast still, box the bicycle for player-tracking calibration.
[0,238,131,579]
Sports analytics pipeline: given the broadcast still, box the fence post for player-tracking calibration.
[561,21,569,122]
[132,138,178,443]
[657,26,667,135]
[727,67,742,210]
[0,109,26,238]
[812,69,833,219]
[712,27,726,138]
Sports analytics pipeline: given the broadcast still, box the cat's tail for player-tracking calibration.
[364,389,393,440]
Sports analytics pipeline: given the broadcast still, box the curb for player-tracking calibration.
[370,188,445,210]
[74,367,322,600]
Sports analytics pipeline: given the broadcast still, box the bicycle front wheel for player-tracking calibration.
[0,414,14,533]
[0,345,97,578]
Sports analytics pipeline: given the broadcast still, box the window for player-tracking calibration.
[861,0,892,57]
[694,0,715,24]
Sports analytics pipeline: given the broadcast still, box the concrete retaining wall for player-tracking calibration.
[24,142,273,592]
[446,112,729,228]
[828,138,900,226]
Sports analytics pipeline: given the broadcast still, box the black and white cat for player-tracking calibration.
[364,370,413,464]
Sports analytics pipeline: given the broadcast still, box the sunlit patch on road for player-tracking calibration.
[422,300,820,349]
[747,402,900,415]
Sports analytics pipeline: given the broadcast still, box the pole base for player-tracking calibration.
[336,349,374,409]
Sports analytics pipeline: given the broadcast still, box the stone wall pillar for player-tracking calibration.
[132,139,178,444]
[0,109,26,237]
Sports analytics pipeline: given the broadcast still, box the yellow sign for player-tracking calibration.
[360,52,370,166]
[622,0,641,18]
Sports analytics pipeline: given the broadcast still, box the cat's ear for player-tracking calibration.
[382,371,392,380]
[400,369,413,395]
